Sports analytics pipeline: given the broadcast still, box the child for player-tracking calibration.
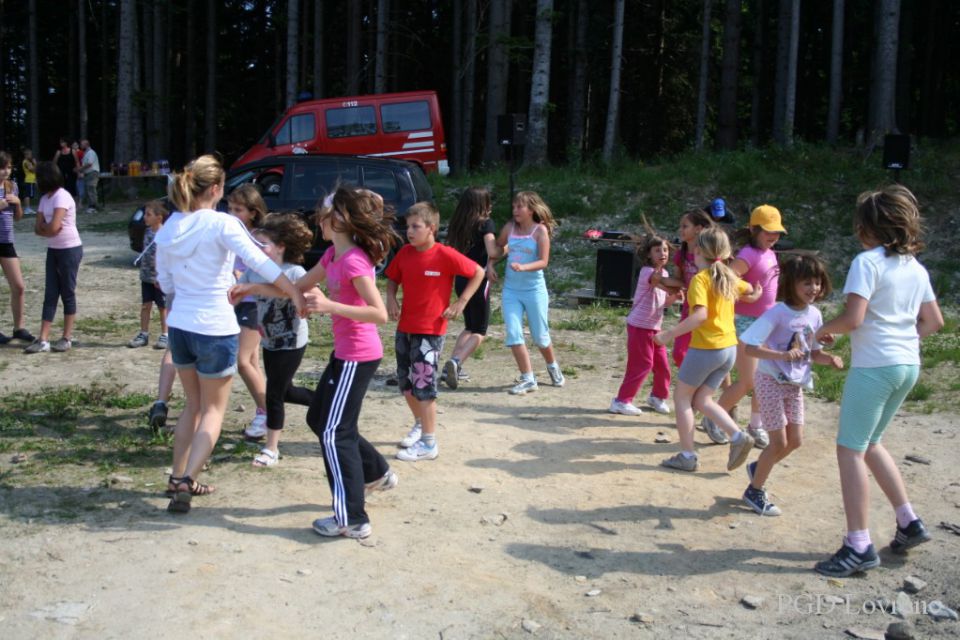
[227,184,270,440]
[0,151,34,345]
[609,233,682,415]
[739,254,843,515]
[230,214,315,467]
[158,155,305,513]
[707,205,787,449]
[653,226,762,472]
[21,149,37,214]
[291,187,400,537]
[386,201,485,461]
[442,187,501,388]
[497,191,564,395]
[128,200,170,349]
[23,162,82,354]
[813,185,943,577]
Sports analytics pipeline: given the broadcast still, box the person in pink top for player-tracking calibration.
[294,187,401,539]
[609,233,682,416]
[706,205,786,449]
[24,162,82,354]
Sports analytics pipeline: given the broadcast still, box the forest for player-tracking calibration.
[0,0,957,173]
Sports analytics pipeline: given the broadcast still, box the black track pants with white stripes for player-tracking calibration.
[306,355,388,527]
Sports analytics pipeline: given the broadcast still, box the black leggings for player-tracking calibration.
[43,246,83,322]
[262,346,313,430]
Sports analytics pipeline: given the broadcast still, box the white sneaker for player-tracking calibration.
[127,331,149,348]
[509,378,539,395]
[647,396,671,414]
[243,412,268,440]
[608,398,643,416]
[365,469,399,496]
[396,439,438,461]
[312,515,372,539]
[547,364,565,387]
[701,416,729,444]
[747,425,770,449]
[399,422,422,448]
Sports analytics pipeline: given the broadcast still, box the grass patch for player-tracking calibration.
[86,220,130,233]
[554,303,624,332]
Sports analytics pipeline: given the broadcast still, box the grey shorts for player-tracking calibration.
[677,346,736,389]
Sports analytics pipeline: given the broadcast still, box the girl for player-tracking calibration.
[230,214,315,467]
[653,227,762,472]
[227,184,270,440]
[739,254,843,516]
[609,233,682,416]
[157,155,305,513]
[0,151,34,345]
[24,162,82,354]
[53,138,78,198]
[295,187,400,538]
[707,205,787,449]
[497,191,564,395]
[442,187,501,388]
[813,185,943,577]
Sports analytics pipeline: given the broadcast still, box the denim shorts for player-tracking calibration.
[168,327,239,378]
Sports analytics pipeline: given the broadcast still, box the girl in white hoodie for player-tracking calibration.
[155,155,306,513]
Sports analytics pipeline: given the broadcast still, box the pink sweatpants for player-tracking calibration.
[617,325,671,403]
[671,303,691,367]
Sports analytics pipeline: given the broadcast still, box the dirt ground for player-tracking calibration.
[1,206,958,639]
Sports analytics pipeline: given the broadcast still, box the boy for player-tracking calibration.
[20,149,36,214]
[386,202,485,461]
[128,201,170,349]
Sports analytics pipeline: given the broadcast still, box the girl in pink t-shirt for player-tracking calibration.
[24,161,82,354]
[295,187,400,539]
[609,234,682,416]
[661,209,714,368]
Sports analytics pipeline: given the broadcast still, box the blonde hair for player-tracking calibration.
[855,185,924,256]
[227,183,267,228]
[406,201,440,230]
[168,155,224,212]
[696,227,740,300]
[513,191,557,234]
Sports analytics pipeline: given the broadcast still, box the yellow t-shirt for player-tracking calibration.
[22,159,36,184]
[686,268,750,350]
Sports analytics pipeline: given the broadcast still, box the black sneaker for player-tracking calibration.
[889,518,931,555]
[814,543,880,577]
[149,401,169,432]
[743,485,782,516]
[12,328,36,342]
[0,332,9,345]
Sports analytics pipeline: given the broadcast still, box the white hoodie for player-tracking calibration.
[155,209,282,335]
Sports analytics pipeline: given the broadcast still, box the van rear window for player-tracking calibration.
[381,101,432,133]
[326,106,377,138]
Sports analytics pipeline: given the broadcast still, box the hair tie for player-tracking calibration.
[713,257,724,263]
[322,193,334,209]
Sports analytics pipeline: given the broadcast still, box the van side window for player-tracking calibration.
[381,101,432,133]
[361,167,399,203]
[326,106,377,138]
[275,114,315,145]
[290,162,345,201]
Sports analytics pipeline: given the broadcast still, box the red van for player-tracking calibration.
[232,90,450,176]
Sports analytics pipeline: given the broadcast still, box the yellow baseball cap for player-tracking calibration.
[749,205,787,234]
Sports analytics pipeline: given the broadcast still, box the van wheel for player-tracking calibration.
[259,174,282,195]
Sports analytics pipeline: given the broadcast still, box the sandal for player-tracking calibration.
[252,448,279,468]
[164,474,216,497]
[167,476,194,514]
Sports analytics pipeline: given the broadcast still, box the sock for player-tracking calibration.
[414,418,422,427]
[451,356,461,365]
[521,371,535,382]
[732,430,745,443]
[680,450,696,459]
[547,361,559,370]
[895,503,918,529]
[421,433,436,447]
[154,399,166,406]
[256,407,266,416]
[844,529,872,554]
[749,413,763,429]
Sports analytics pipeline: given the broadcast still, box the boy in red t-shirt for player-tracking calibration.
[386,202,485,461]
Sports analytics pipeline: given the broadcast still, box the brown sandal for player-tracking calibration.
[165,475,216,497]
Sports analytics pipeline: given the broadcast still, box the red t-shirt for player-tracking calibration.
[385,243,479,335]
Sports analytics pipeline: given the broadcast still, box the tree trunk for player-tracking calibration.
[525,0,553,167]
[131,3,144,161]
[462,0,478,168]
[566,0,589,158]
[204,1,217,153]
[451,0,463,173]
[867,0,900,146]
[895,0,913,133]
[602,0,625,162]
[771,0,789,145]
[374,0,389,93]
[694,0,713,150]
[826,0,844,144]
[114,0,135,164]
[346,0,361,94]
[78,0,88,139]
[782,0,800,147]
[100,0,111,157]
[715,0,740,150]
[28,0,39,154]
[144,0,156,161]
[313,0,324,98]
[153,1,168,159]
[482,0,510,165]
[749,0,764,145]
[68,8,78,139]
[185,0,197,160]
[286,0,299,107]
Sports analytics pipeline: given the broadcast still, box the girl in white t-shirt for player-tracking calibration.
[812,185,944,577]
[739,254,843,516]
[609,233,682,416]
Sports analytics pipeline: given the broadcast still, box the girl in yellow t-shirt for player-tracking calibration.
[654,227,761,473]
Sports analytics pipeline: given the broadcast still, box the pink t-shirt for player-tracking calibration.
[734,244,778,317]
[38,188,82,250]
[626,266,668,330]
[321,245,383,362]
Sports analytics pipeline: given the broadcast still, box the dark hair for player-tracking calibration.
[778,253,832,307]
[316,186,399,265]
[0,151,13,195]
[447,187,492,254]
[36,161,64,194]
[227,183,267,228]
[255,213,314,264]
[639,233,670,268]
[731,225,766,250]
[854,185,924,256]
[679,208,714,265]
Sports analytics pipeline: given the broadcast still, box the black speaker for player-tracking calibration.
[595,247,641,300]
[497,113,526,146]
[883,134,910,170]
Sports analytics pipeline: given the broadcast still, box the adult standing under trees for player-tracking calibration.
[78,139,101,213]
[53,139,79,198]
